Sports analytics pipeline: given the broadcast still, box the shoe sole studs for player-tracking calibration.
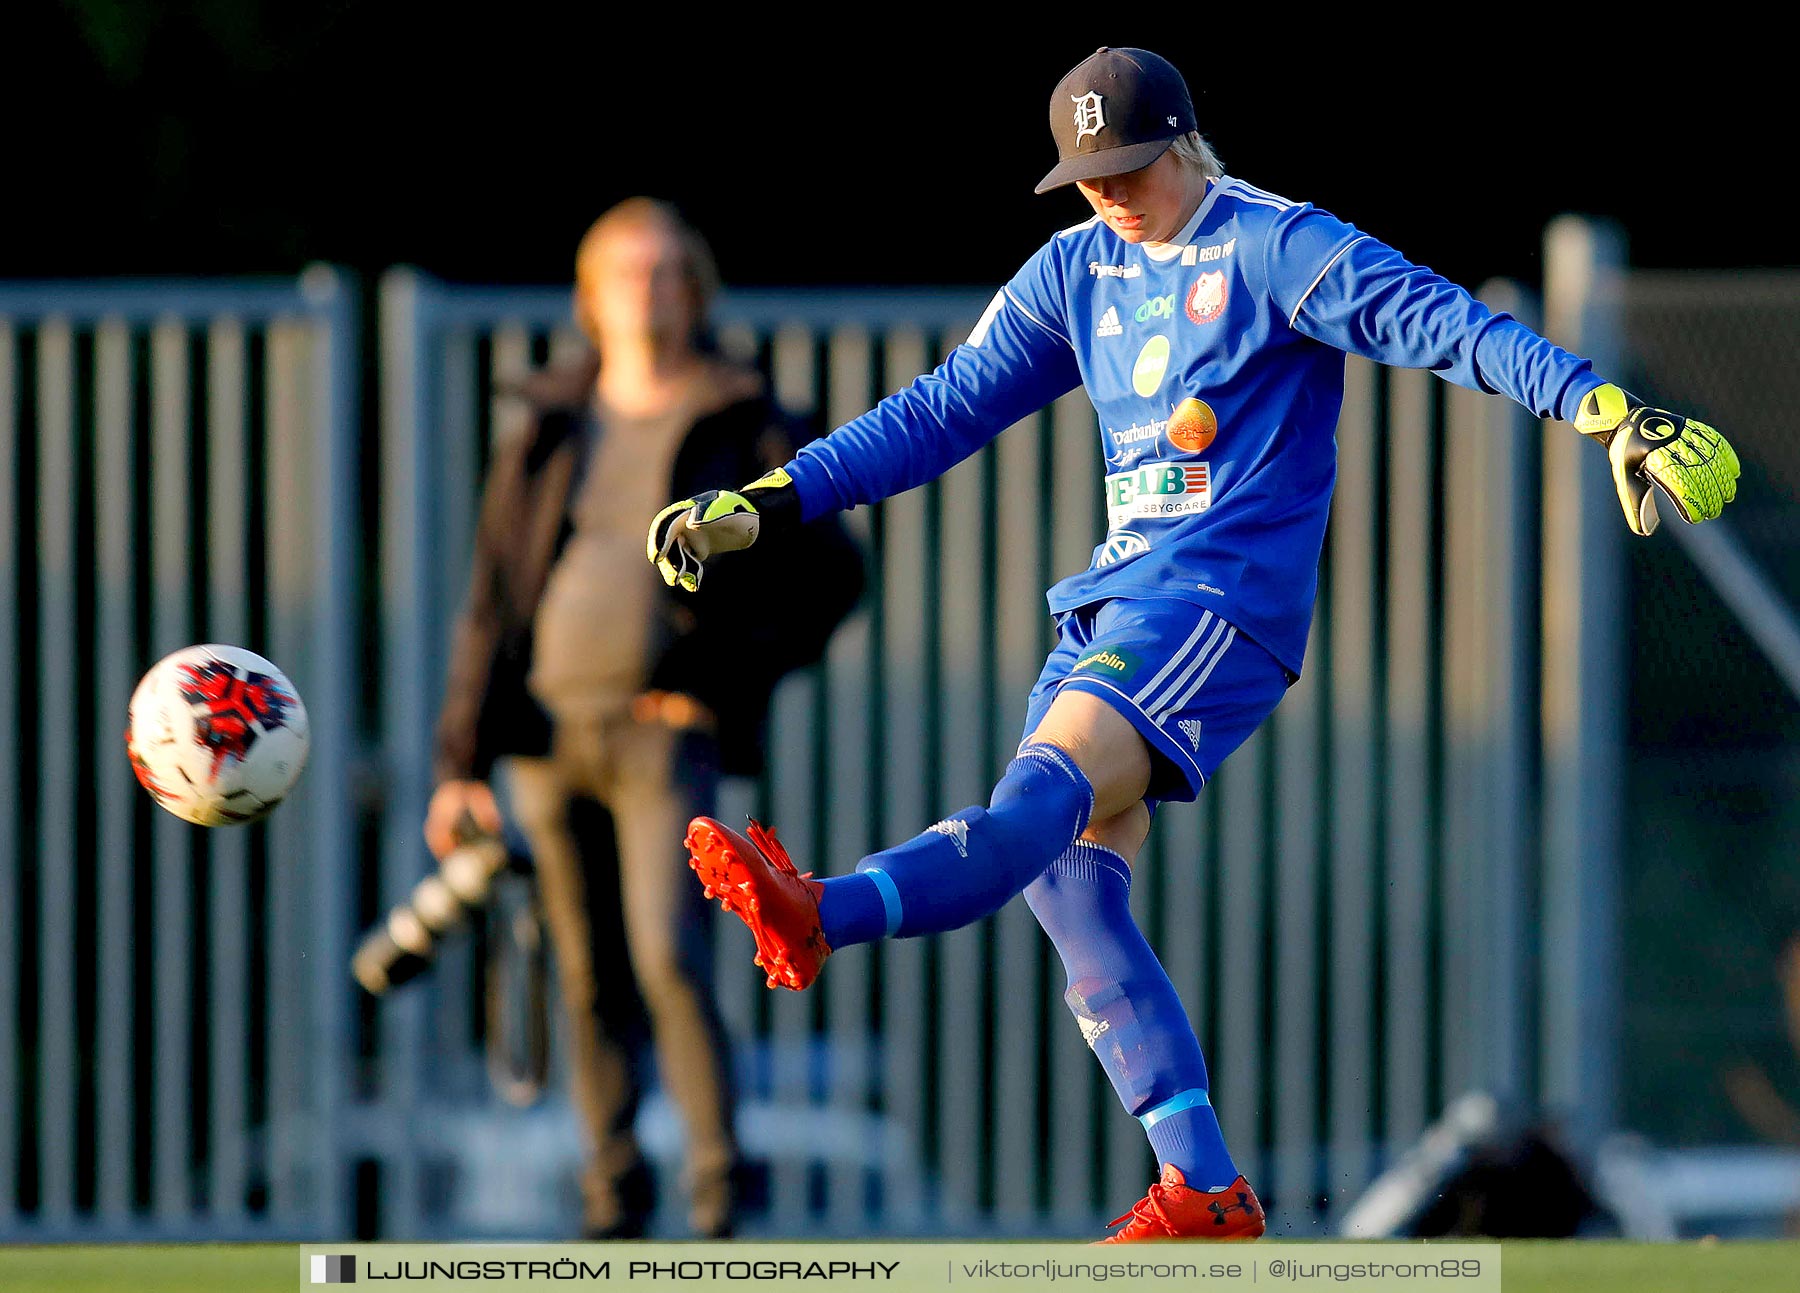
[687,822,814,992]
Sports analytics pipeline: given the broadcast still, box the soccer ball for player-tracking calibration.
[126,644,310,826]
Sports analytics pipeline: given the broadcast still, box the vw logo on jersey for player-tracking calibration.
[1135,293,1176,323]
[1097,530,1152,566]
[1132,335,1171,397]
[1186,271,1228,325]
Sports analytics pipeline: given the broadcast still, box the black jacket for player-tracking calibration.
[433,356,864,781]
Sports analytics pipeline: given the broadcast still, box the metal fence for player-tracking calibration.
[0,272,358,1239]
[3,258,1629,1241]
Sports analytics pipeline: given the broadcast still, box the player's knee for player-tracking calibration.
[1029,690,1154,815]
[1081,801,1151,863]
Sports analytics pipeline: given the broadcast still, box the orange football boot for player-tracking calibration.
[685,817,831,991]
[1100,1164,1266,1242]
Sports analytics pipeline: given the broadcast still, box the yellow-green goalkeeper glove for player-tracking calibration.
[1573,383,1740,536]
[647,469,797,592]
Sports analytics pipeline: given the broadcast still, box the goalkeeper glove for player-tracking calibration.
[1573,383,1740,536]
[647,468,799,591]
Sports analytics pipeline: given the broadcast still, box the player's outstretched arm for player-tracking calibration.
[1571,383,1741,535]
[1268,209,1742,535]
[649,249,1082,591]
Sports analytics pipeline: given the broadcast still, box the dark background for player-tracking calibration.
[7,4,1793,289]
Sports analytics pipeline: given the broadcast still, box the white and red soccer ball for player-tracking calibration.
[126,644,310,826]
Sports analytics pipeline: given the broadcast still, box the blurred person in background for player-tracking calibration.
[425,198,862,1238]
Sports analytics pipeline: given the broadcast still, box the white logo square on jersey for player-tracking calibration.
[1105,461,1211,527]
[1095,306,1123,338]
[1185,271,1228,325]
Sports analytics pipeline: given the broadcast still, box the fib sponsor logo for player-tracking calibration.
[1131,335,1171,398]
[1185,270,1228,324]
[1167,397,1217,453]
[1106,461,1212,525]
[1073,646,1142,682]
[1135,292,1177,323]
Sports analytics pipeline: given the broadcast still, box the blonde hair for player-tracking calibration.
[1168,131,1224,180]
[573,198,721,346]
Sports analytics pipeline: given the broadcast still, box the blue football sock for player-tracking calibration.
[815,744,1093,947]
[1024,840,1238,1191]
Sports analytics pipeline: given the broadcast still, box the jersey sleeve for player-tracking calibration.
[1262,205,1603,422]
[784,242,1083,520]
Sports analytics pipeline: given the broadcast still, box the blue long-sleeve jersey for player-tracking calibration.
[785,175,1602,674]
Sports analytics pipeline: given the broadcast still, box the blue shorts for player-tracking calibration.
[1020,598,1291,805]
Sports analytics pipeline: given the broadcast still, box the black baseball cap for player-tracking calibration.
[1035,47,1197,194]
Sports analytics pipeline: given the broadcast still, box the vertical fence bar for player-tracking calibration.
[205,318,251,1222]
[1327,357,1379,1210]
[150,317,194,1221]
[489,325,531,452]
[35,319,78,1223]
[1441,379,1489,1107]
[303,265,359,1240]
[1158,796,1209,1165]
[990,407,1046,1229]
[1484,283,1538,1101]
[264,319,310,1223]
[876,327,930,1232]
[429,319,482,1090]
[1272,621,1323,1231]
[377,270,434,1233]
[93,318,135,1222]
[1215,727,1267,1190]
[712,293,762,1070]
[1044,389,1103,1231]
[934,442,987,1228]
[262,316,304,1224]
[766,324,817,1227]
[1383,368,1432,1147]
[0,321,15,1221]
[822,325,875,1234]
[1540,219,1625,1140]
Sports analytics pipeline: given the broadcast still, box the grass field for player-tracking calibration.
[1,1242,1798,1293]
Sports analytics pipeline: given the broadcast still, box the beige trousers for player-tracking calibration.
[506,714,737,1236]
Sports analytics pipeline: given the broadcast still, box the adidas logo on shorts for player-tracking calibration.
[1179,719,1204,751]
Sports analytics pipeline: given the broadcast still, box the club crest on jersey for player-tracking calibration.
[1071,92,1106,148]
[1186,271,1228,325]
